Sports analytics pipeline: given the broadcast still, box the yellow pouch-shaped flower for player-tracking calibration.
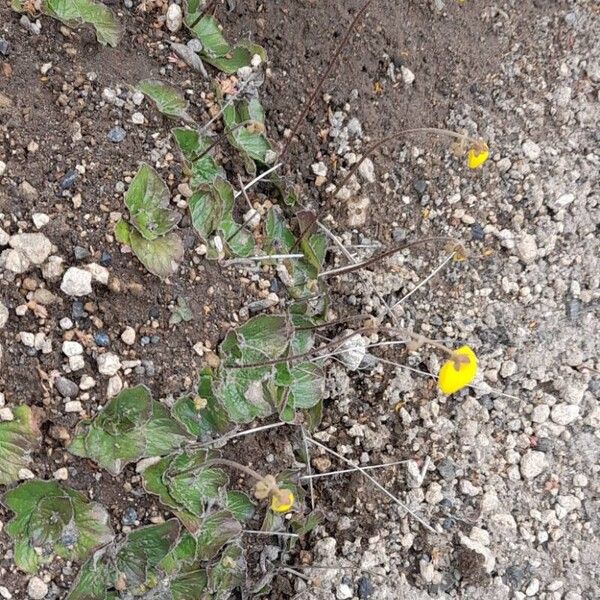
[270,489,295,513]
[466,143,489,169]
[438,345,477,394]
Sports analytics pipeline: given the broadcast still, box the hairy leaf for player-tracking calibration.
[129,229,184,280]
[195,510,242,561]
[68,386,192,475]
[3,480,114,573]
[0,405,40,486]
[208,543,246,599]
[137,80,192,122]
[124,164,180,241]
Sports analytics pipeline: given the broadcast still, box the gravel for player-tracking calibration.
[60,267,93,296]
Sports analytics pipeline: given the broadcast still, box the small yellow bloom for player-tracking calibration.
[438,345,477,394]
[466,143,489,169]
[270,489,294,513]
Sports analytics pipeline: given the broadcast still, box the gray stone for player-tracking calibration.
[61,267,92,296]
[9,233,52,265]
[55,377,79,399]
[97,352,121,376]
[27,576,48,599]
[0,302,8,329]
[520,450,548,479]
[551,403,580,425]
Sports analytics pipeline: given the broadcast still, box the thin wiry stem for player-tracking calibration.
[390,253,455,310]
[300,459,410,480]
[319,236,458,278]
[331,127,479,197]
[306,437,436,534]
[316,221,398,324]
[233,163,283,199]
[279,0,376,160]
[300,426,315,510]
[197,421,287,448]
[243,530,299,539]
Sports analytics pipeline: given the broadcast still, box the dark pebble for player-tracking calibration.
[142,360,155,377]
[55,376,79,398]
[478,395,494,410]
[60,530,77,547]
[392,227,407,243]
[0,39,10,57]
[535,438,553,453]
[503,565,525,588]
[148,306,160,319]
[437,457,457,481]
[439,497,453,509]
[60,169,78,191]
[140,336,151,346]
[357,577,374,599]
[107,126,126,143]
[71,301,87,319]
[442,517,455,530]
[565,298,581,321]
[471,222,485,241]
[269,279,279,293]
[74,246,90,261]
[413,179,427,195]
[94,331,110,347]
[150,335,160,344]
[121,507,138,526]
[99,250,112,267]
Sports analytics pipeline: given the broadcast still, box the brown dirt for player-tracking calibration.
[0,0,552,598]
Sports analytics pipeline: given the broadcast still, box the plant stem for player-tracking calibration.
[279,0,376,160]
[204,458,264,482]
[318,236,460,279]
[331,127,478,197]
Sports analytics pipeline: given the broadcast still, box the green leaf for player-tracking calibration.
[114,219,131,246]
[188,187,224,240]
[169,296,193,326]
[225,491,255,523]
[172,128,210,160]
[44,0,122,47]
[172,370,230,439]
[170,569,209,600]
[208,543,246,598]
[65,558,115,600]
[158,532,198,574]
[195,511,242,561]
[225,314,291,364]
[168,463,228,516]
[3,480,114,573]
[129,229,184,280]
[220,219,255,257]
[136,80,192,122]
[115,520,180,591]
[190,156,225,187]
[124,164,180,241]
[216,368,273,424]
[205,42,266,74]
[68,386,192,475]
[287,362,325,409]
[188,15,230,57]
[0,405,40,486]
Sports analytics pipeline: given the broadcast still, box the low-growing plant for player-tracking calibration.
[11,0,122,47]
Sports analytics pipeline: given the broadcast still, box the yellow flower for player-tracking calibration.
[438,345,477,394]
[270,489,294,513]
[466,143,489,169]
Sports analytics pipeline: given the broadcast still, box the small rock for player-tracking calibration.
[0,249,30,273]
[520,450,548,479]
[64,400,82,413]
[59,169,77,191]
[166,3,183,32]
[9,233,53,265]
[337,582,353,600]
[27,576,48,599]
[121,326,136,345]
[53,467,69,481]
[97,352,121,376]
[531,404,550,423]
[32,213,50,229]
[94,331,110,347]
[550,403,580,425]
[311,162,328,177]
[516,233,538,264]
[122,507,138,526]
[401,65,415,84]
[0,161,5,177]
[0,407,15,421]
[107,375,123,397]
[42,256,65,281]
[107,126,126,143]
[19,468,35,480]
[19,181,38,201]
[358,157,376,183]
[347,197,370,227]
[54,376,79,399]
[132,112,145,125]
[522,140,541,161]
[0,302,8,329]
[357,577,374,599]
[62,341,83,357]
[61,267,93,296]
[0,38,9,57]
[79,375,96,390]
[86,263,109,285]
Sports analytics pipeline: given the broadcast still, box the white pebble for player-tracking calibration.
[65,400,82,413]
[97,352,121,376]
[61,267,93,296]
[53,467,69,481]
[27,576,48,600]
[121,327,136,345]
[132,112,145,125]
[62,340,83,357]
